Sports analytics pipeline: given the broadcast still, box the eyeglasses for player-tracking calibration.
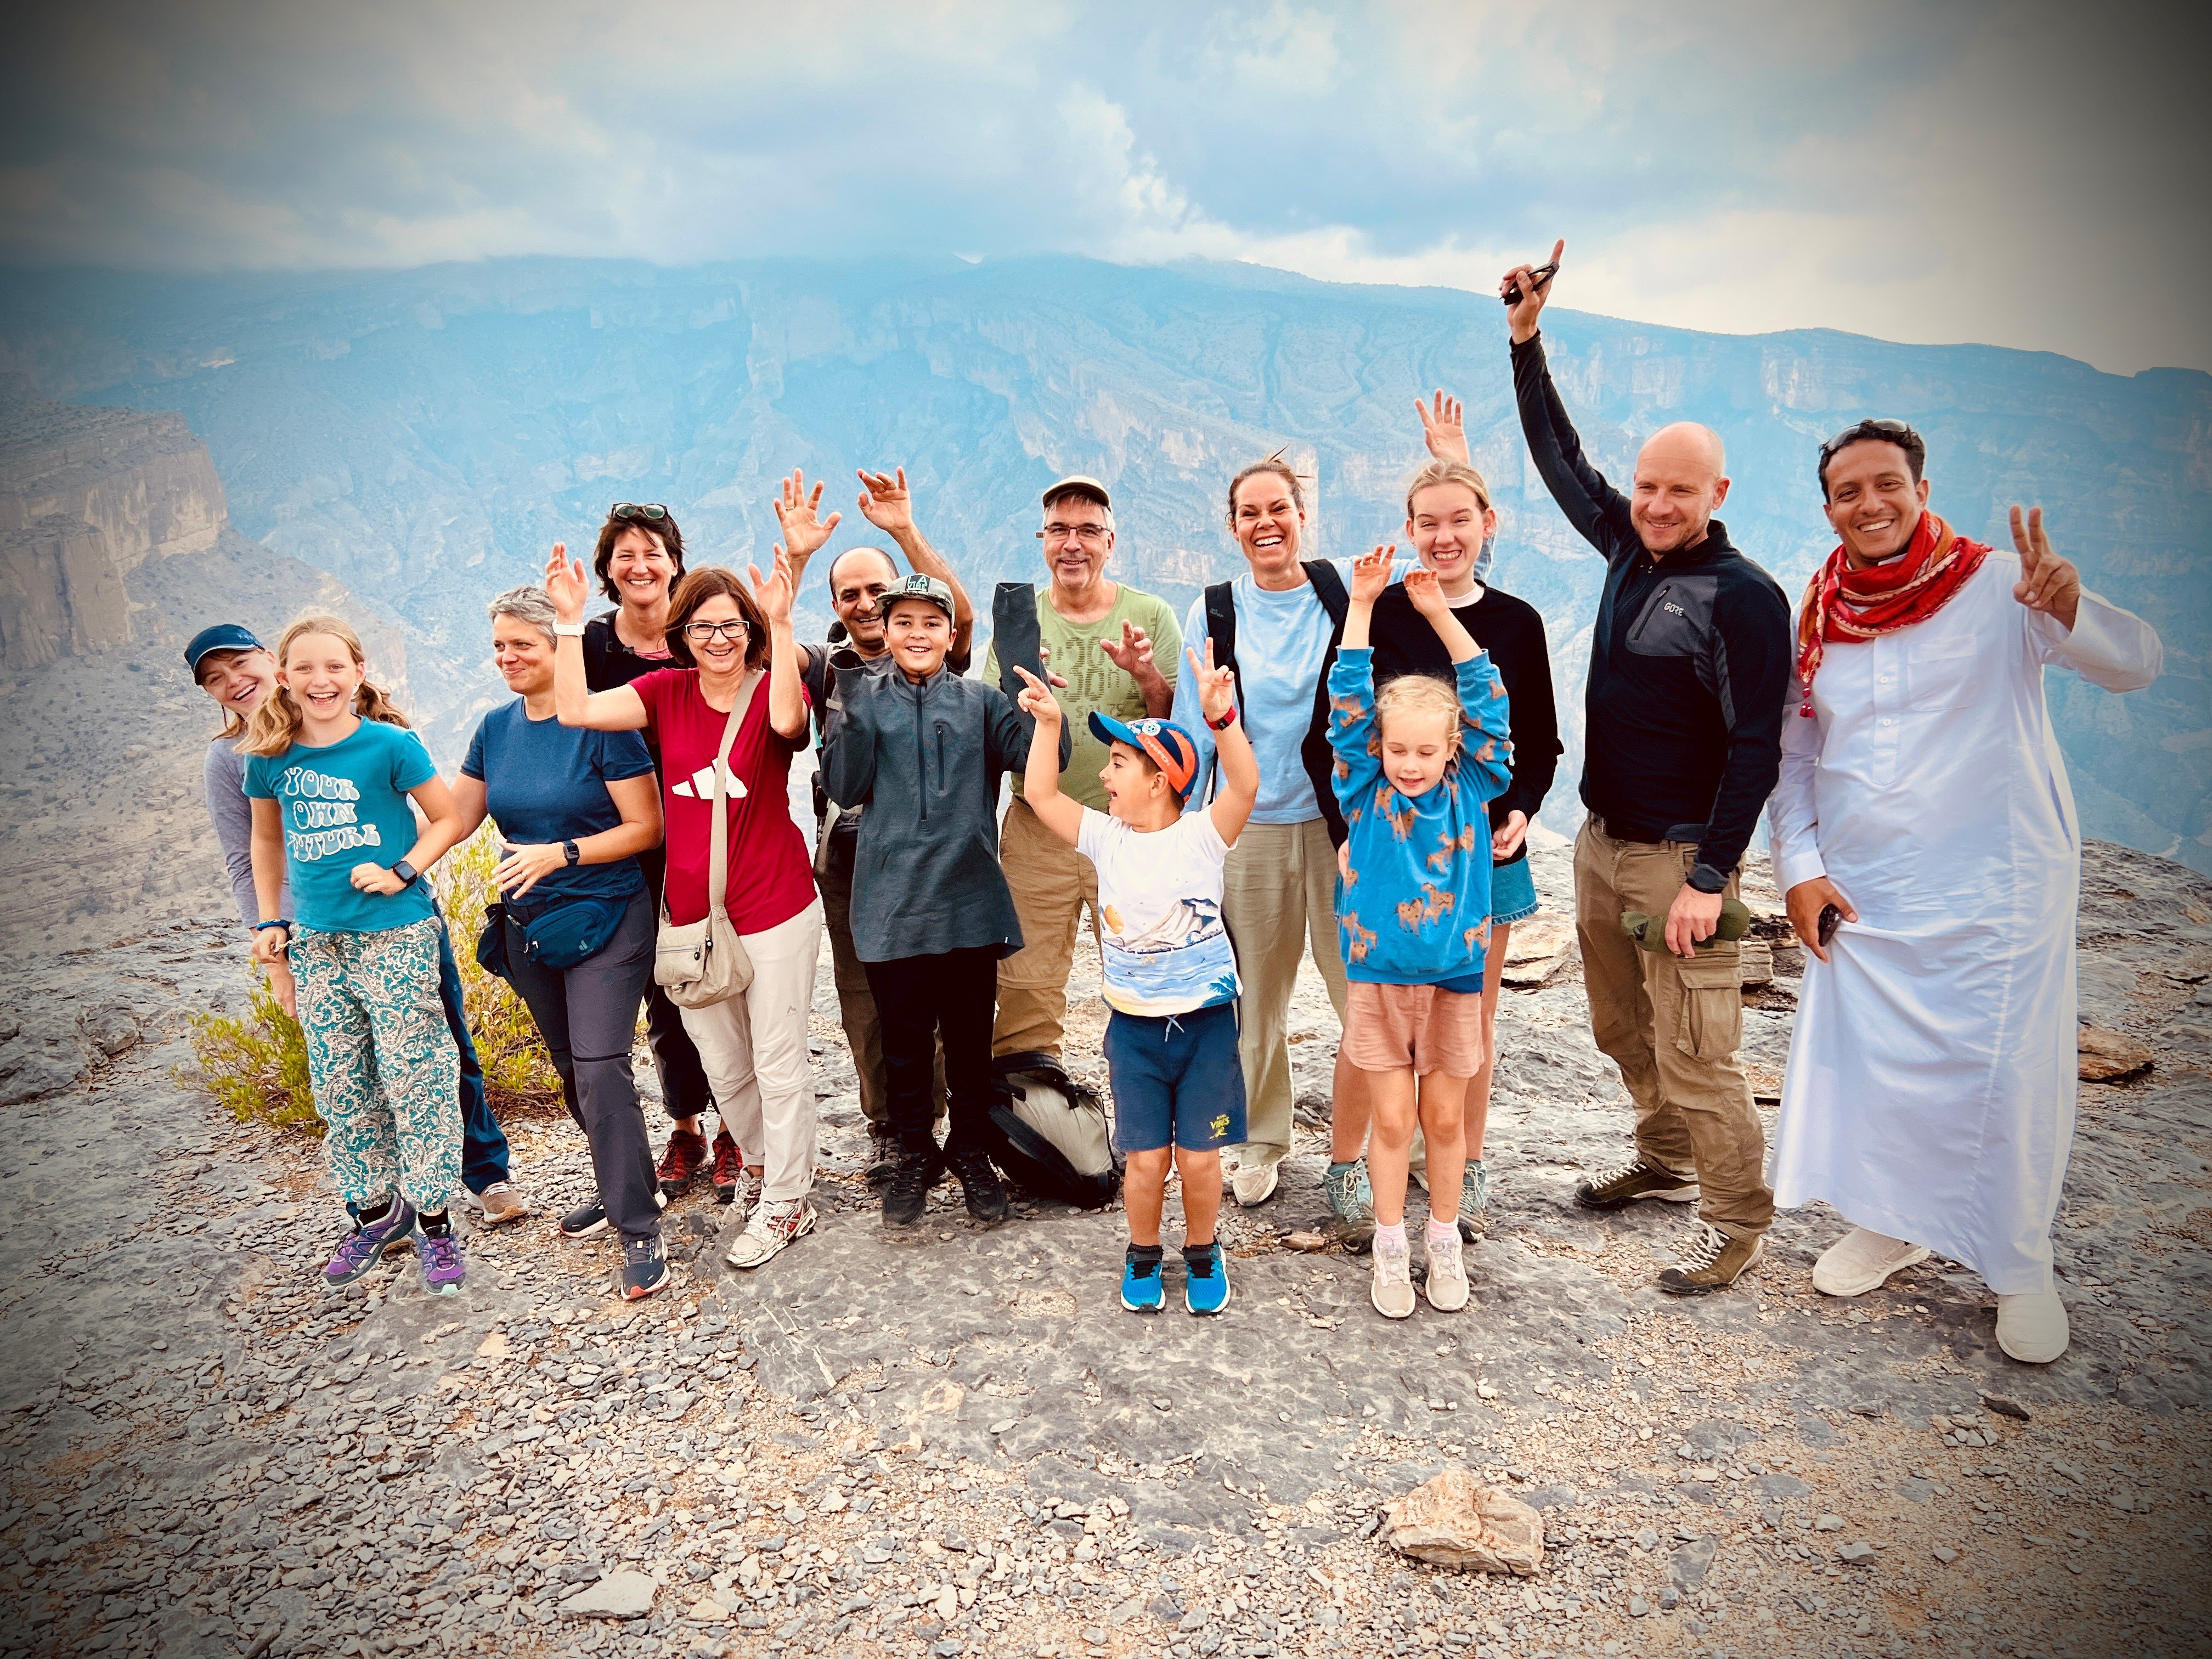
[611,502,668,522]
[1036,522,1110,544]
[681,620,750,642]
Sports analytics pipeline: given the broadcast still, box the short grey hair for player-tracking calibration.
[487,585,558,644]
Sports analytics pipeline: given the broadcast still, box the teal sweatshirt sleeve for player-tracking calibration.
[1452,652,1514,807]
[1324,646,1384,826]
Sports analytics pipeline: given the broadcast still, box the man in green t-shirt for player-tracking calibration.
[983,476,1181,1058]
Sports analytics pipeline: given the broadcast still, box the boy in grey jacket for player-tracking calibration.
[820,575,1068,1229]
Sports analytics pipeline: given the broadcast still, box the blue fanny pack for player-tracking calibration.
[476,893,631,977]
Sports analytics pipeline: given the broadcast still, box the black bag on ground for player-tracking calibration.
[985,1052,1121,1209]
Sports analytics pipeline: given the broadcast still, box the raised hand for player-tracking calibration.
[1350,544,1396,605]
[1184,639,1235,726]
[1010,664,1063,727]
[856,467,913,538]
[1403,565,1452,619]
[1416,390,1470,465]
[772,469,842,567]
[1502,238,1565,345]
[2009,506,2081,630]
[1099,619,1162,683]
[545,541,591,624]
[748,546,797,628]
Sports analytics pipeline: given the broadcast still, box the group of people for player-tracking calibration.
[190,243,2162,1364]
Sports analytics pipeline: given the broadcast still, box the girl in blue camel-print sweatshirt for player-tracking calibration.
[1326,548,1512,1324]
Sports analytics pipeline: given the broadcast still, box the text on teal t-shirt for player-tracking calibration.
[244,719,441,934]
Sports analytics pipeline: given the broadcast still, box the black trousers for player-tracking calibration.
[862,946,1000,1156]
[636,845,715,1122]
[503,890,660,1240]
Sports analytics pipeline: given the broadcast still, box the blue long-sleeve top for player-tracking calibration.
[1327,647,1514,988]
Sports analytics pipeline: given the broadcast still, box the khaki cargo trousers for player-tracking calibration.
[1573,819,1774,1240]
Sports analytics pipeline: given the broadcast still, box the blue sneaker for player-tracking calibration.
[323,1195,417,1288]
[1183,1242,1231,1316]
[1120,1246,1166,1313]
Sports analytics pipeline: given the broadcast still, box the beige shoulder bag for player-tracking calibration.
[654,671,760,1007]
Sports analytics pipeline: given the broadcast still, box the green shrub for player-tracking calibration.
[184,970,320,1133]
[434,825,567,1115]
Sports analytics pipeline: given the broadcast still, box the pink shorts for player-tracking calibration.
[1343,981,1487,1077]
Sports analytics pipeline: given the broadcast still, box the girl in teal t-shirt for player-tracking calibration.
[241,613,473,1296]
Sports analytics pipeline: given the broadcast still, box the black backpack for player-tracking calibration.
[984,1052,1121,1209]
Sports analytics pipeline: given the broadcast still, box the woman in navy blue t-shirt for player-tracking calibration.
[451,586,670,1299]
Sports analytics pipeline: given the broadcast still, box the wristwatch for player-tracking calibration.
[392,859,420,888]
[563,839,580,867]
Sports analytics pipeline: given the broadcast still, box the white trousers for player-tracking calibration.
[678,899,825,1207]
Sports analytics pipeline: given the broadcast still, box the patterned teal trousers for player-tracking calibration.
[294,918,462,1212]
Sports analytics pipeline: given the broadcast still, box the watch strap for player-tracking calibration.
[392,859,420,887]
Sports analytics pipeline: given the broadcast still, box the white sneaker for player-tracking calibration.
[1231,1159,1279,1208]
[1811,1227,1930,1297]
[1424,1227,1469,1312]
[725,1200,816,1269]
[1371,1234,1416,1320]
[1996,1290,2070,1364]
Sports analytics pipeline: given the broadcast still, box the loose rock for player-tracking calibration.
[1377,1469,1543,1577]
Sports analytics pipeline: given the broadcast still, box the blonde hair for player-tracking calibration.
[1404,459,1492,519]
[1375,673,1464,755]
[239,613,410,757]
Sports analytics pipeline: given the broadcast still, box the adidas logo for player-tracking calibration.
[670,766,748,802]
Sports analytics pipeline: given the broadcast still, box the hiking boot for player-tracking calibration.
[324,1195,417,1288]
[1812,1226,1930,1297]
[725,1200,817,1269]
[1324,1158,1374,1225]
[947,1146,1010,1226]
[711,1131,743,1205]
[475,1182,529,1227]
[1182,1242,1231,1317]
[1120,1245,1165,1313]
[419,1227,467,1296]
[657,1126,709,1199]
[1370,1230,1416,1321]
[883,1150,937,1229]
[620,1234,670,1301]
[865,1127,900,1185]
[1424,1226,1469,1313]
[1231,1157,1279,1208]
[1656,1224,1765,1295]
[1575,1155,1699,1212]
[560,1199,608,1239]
[1455,1159,1491,1243]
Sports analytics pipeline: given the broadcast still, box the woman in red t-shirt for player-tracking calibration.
[549,538,827,1271]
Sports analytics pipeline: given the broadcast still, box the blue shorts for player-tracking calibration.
[1491,855,1539,926]
[1102,1002,1246,1154]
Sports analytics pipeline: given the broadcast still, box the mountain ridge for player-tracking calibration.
[0,255,2202,870]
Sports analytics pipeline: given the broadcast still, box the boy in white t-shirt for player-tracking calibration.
[1012,645,1259,1313]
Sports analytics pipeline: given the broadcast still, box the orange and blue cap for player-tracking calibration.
[1088,712,1199,802]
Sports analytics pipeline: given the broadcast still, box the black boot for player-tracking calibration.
[883,1150,936,1228]
[946,1144,1009,1225]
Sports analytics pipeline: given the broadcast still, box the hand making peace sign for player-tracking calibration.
[2009,506,2081,631]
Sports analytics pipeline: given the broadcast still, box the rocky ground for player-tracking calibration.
[1,841,2208,1659]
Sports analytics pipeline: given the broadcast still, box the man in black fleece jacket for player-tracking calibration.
[1503,242,1792,1294]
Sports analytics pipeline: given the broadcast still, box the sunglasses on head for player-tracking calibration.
[1818,418,1918,469]
[610,502,668,522]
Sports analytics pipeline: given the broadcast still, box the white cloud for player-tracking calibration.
[0,0,2202,373]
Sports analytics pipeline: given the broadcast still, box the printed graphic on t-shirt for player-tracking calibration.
[274,765,384,862]
[670,765,748,801]
[1079,807,1240,1018]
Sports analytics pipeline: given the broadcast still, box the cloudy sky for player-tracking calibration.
[1,1,2204,374]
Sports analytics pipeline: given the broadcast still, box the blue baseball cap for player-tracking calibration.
[184,623,267,676]
[1087,712,1200,802]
